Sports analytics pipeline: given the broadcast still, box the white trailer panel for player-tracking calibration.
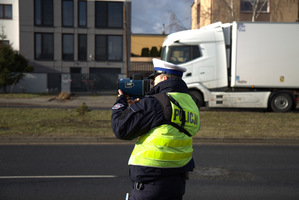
[231,22,299,88]
[208,91,271,108]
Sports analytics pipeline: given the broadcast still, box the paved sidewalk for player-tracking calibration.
[0,95,117,109]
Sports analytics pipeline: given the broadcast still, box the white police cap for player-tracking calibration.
[148,58,186,79]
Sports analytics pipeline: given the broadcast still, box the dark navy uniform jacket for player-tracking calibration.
[111,78,195,183]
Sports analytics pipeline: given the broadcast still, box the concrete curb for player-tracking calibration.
[0,137,133,145]
[192,137,299,145]
[1,137,299,145]
[0,95,117,109]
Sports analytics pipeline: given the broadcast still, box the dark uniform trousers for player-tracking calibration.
[129,173,188,200]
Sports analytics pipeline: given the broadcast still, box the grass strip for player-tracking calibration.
[0,108,298,139]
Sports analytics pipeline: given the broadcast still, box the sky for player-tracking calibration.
[131,0,194,34]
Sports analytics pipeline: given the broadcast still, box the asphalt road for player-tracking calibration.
[1,144,299,200]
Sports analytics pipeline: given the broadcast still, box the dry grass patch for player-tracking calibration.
[0,108,298,139]
[198,111,299,138]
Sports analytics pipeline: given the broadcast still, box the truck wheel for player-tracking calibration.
[270,92,294,112]
[189,90,204,108]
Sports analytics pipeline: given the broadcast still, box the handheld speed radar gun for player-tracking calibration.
[118,74,151,98]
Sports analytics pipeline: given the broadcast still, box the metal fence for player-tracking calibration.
[4,73,118,95]
[69,73,118,94]
[5,64,152,94]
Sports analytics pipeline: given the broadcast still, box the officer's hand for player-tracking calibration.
[127,97,140,106]
[118,89,140,105]
[118,89,124,97]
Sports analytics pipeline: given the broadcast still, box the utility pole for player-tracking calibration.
[123,0,128,77]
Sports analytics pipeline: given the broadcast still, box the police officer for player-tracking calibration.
[111,58,200,200]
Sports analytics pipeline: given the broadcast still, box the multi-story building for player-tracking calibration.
[1,0,131,93]
[192,0,299,29]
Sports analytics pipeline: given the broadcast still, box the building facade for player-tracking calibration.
[130,34,166,77]
[192,0,299,29]
[1,0,131,93]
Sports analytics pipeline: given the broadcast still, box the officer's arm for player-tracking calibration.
[111,95,129,138]
[111,97,164,140]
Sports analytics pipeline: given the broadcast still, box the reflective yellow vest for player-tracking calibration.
[129,92,200,168]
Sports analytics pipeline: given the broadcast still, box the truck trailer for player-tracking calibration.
[161,21,299,112]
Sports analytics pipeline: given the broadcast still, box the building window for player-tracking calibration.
[95,2,123,28]
[70,67,81,73]
[35,0,53,26]
[95,35,123,61]
[62,34,74,61]
[0,40,9,46]
[62,0,74,27]
[95,35,106,61]
[0,4,12,19]
[241,0,269,13]
[78,34,87,61]
[35,33,54,60]
[108,36,123,61]
[78,0,87,27]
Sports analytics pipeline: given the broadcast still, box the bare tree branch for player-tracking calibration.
[249,0,269,22]
[0,26,7,41]
[223,0,235,21]
[250,0,259,21]
[255,0,269,20]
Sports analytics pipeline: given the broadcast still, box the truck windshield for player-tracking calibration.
[161,45,201,64]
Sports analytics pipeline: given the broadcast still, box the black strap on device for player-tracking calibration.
[152,93,192,137]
